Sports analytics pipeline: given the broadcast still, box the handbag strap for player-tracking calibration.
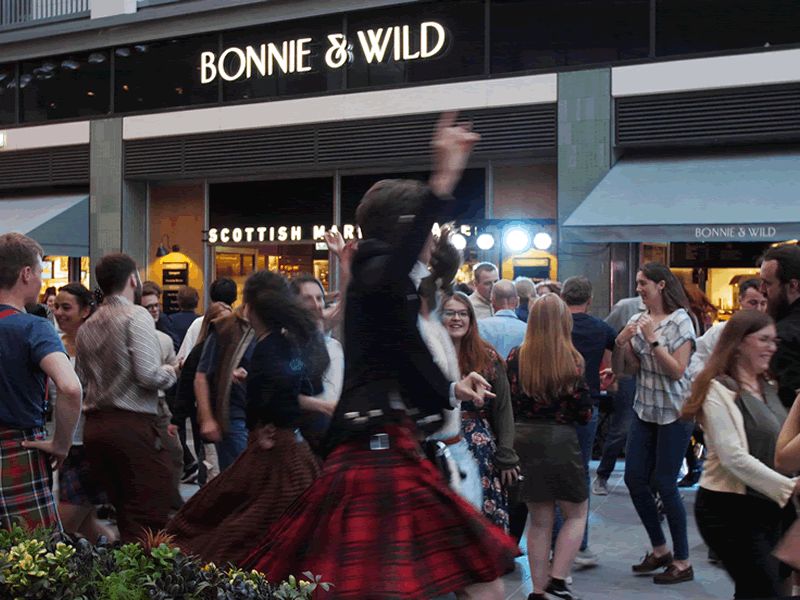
[0,308,19,320]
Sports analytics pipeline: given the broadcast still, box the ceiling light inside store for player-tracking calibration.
[87,52,106,64]
[19,74,31,88]
[134,45,149,53]
[533,232,553,251]
[86,91,95,96]
[115,47,131,58]
[61,59,80,70]
[504,227,531,253]
[476,233,495,250]
[451,233,467,251]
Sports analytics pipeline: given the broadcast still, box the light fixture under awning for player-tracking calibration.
[0,194,89,256]
[562,152,800,243]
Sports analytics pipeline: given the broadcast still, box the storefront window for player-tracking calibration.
[340,168,486,226]
[346,0,484,89]
[0,64,15,125]
[20,51,110,122]
[114,35,218,113]
[491,0,649,73]
[221,16,345,102]
[656,0,800,56]
[209,178,334,295]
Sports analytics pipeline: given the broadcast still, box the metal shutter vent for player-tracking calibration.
[0,145,89,189]
[616,83,800,148]
[124,104,556,178]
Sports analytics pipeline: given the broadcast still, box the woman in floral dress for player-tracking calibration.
[440,291,519,530]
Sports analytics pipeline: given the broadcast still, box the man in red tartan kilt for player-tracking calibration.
[242,114,519,599]
[0,233,82,532]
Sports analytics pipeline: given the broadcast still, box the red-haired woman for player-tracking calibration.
[440,291,519,531]
[508,293,592,600]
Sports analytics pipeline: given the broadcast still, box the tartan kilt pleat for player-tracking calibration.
[0,427,61,532]
[166,428,320,567]
[243,424,519,599]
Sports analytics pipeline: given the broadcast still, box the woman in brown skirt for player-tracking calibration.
[166,269,330,567]
[507,293,592,600]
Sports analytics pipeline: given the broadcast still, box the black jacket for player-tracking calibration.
[325,188,457,450]
[772,298,800,408]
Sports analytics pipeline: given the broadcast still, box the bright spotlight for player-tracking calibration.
[533,232,553,250]
[451,233,467,250]
[503,227,531,253]
[476,233,495,250]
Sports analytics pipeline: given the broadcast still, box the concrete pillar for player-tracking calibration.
[91,0,136,19]
[557,69,614,317]
[89,118,147,280]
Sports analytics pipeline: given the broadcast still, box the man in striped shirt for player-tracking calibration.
[77,253,178,543]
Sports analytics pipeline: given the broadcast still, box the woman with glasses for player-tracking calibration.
[440,291,519,531]
[613,263,696,585]
[683,310,798,599]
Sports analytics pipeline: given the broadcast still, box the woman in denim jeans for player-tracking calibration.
[613,263,696,585]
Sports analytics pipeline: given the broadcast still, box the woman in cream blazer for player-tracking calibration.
[682,310,799,600]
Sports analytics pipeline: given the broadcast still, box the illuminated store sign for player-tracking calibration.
[200,21,447,84]
[208,223,474,245]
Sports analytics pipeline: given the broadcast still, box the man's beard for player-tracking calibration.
[768,285,791,321]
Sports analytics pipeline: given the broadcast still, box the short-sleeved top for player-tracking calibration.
[629,308,696,424]
[506,347,592,425]
[571,312,616,400]
[197,330,257,421]
[0,305,65,429]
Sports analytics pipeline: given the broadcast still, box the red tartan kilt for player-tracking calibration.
[243,425,519,599]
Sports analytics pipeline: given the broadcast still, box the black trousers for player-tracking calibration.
[695,487,787,599]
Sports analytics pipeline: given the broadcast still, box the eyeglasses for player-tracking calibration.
[442,310,469,319]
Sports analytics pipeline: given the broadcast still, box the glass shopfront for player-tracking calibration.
[4,0,800,126]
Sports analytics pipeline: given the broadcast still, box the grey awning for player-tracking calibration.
[0,195,89,256]
[561,152,800,243]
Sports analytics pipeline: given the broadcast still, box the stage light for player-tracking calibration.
[533,232,553,251]
[476,233,495,250]
[451,233,467,250]
[503,227,531,253]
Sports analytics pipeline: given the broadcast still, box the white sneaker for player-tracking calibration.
[591,477,608,496]
[574,549,599,569]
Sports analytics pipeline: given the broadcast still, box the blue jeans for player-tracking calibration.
[215,417,248,472]
[554,406,598,551]
[596,377,635,480]
[624,414,694,560]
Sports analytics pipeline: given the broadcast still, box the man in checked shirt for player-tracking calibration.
[76,253,178,543]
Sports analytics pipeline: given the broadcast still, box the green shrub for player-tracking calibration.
[0,525,331,600]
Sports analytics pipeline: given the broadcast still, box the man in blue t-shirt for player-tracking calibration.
[0,233,82,531]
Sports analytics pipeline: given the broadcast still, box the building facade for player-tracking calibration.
[1,0,799,316]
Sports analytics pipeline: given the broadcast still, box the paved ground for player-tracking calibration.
[180,458,735,600]
[499,461,734,600]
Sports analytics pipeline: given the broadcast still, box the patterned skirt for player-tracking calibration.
[58,444,108,506]
[166,428,320,567]
[0,427,60,532]
[462,410,510,531]
[242,424,519,599]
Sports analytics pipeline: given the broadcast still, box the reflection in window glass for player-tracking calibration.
[222,16,344,102]
[656,0,800,56]
[209,178,334,230]
[347,1,484,89]
[491,0,649,73]
[0,64,16,125]
[115,35,218,113]
[340,169,485,227]
[20,51,110,122]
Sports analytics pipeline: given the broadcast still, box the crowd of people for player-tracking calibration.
[1,113,800,599]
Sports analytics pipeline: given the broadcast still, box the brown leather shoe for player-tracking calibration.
[653,564,694,584]
[632,552,674,573]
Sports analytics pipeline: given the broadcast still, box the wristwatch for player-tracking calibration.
[650,340,660,349]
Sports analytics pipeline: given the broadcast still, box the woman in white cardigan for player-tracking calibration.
[682,309,799,599]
